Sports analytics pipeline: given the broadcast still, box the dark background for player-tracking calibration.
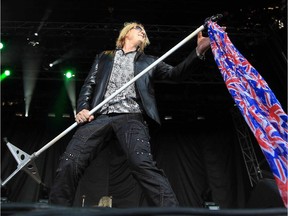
[1,0,287,209]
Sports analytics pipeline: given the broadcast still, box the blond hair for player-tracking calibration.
[116,22,150,52]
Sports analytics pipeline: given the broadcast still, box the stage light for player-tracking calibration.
[62,114,71,118]
[48,113,56,117]
[48,59,62,68]
[64,70,75,79]
[23,51,41,118]
[164,116,173,120]
[197,115,205,120]
[4,70,11,76]
[28,41,40,46]
[27,34,40,47]
[1,69,11,81]
[63,69,77,117]
[0,42,4,50]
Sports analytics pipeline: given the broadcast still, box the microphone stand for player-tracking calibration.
[1,14,223,187]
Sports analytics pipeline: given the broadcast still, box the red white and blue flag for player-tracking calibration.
[207,21,288,207]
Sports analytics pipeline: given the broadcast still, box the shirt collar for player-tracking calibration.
[116,47,139,55]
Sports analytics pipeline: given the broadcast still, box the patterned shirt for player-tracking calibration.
[100,49,142,114]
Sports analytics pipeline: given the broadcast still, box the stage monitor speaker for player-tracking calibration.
[246,178,285,208]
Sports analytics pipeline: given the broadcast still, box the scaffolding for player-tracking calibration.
[231,107,263,187]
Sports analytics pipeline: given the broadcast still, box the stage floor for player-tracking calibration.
[1,202,287,216]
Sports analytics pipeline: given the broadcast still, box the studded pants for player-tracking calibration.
[49,113,179,207]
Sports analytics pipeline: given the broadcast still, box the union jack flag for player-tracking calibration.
[207,21,288,207]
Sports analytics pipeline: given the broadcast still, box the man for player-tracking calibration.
[49,22,210,207]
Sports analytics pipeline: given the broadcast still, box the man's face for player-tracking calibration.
[126,25,147,45]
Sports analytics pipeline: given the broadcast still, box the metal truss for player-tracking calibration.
[2,21,230,84]
[1,21,266,38]
[1,21,268,89]
[230,107,263,187]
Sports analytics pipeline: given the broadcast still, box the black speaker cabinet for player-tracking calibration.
[247,178,285,208]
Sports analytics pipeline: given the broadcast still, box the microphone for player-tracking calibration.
[211,14,223,22]
[204,14,223,28]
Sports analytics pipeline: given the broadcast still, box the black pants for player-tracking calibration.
[49,113,178,207]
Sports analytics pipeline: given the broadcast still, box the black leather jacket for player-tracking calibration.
[77,49,202,124]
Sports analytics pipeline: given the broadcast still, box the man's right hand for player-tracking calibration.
[75,109,94,124]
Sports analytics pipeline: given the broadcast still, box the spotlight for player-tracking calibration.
[0,42,4,50]
[197,115,205,120]
[27,35,40,47]
[28,41,40,47]
[64,70,75,79]
[48,113,56,117]
[164,116,173,120]
[276,19,284,29]
[15,113,23,117]
[49,59,62,68]
[4,70,11,76]
[1,69,11,81]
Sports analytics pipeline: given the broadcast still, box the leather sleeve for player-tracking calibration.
[153,49,201,81]
[76,53,103,113]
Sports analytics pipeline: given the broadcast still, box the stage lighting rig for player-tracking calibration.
[27,33,40,47]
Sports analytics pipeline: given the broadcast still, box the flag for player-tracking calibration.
[207,21,288,207]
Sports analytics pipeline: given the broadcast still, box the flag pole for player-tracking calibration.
[1,14,223,187]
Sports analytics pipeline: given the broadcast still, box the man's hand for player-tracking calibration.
[196,31,210,56]
[75,109,94,124]
[196,26,226,56]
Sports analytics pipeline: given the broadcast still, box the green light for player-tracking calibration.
[1,69,11,81]
[4,70,11,76]
[66,71,72,78]
[0,42,4,50]
[64,70,75,79]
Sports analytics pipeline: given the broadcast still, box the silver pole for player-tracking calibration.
[2,24,205,187]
